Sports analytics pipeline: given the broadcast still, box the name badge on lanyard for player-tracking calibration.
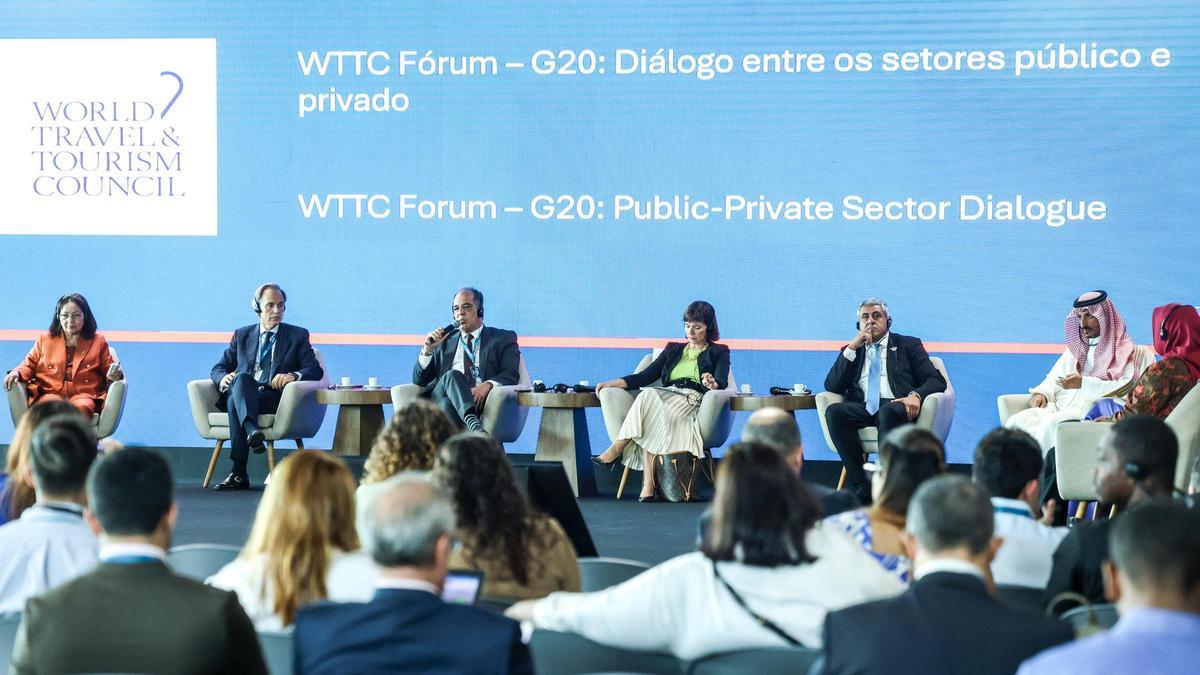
[461,333,481,383]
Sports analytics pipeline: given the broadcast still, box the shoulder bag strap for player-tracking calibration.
[711,559,802,646]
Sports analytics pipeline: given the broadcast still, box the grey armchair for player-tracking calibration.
[187,348,329,487]
[6,348,127,440]
[598,350,737,499]
[815,356,955,489]
[390,356,532,443]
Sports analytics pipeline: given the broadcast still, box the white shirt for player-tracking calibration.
[989,497,1068,589]
[843,333,897,400]
[0,501,98,613]
[99,542,167,562]
[417,325,500,387]
[375,577,439,595]
[531,524,905,659]
[207,550,378,631]
[914,557,986,581]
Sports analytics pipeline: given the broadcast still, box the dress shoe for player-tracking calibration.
[213,473,250,491]
[591,455,618,471]
[638,493,659,503]
[247,429,266,455]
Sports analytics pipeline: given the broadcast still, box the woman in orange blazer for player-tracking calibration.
[3,293,124,416]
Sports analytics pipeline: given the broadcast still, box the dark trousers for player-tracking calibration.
[430,370,476,428]
[824,399,907,490]
[222,373,281,476]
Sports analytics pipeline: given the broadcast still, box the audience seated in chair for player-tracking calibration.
[294,473,532,675]
[357,400,455,521]
[0,413,98,613]
[0,400,81,526]
[824,425,946,583]
[1019,499,1200,674]
[818,476,1073,675]
[207,450,377,630]
[10,447,266,674]
[433,433,580,600]
[972,427,1067,589]
[1045,416,1178,611]
[506,442,905,659]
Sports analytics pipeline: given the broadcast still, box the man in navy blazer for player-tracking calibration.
[209,283,322,490]
[414,287,521,431]
[823,298,945,503]
[295,473,533,675]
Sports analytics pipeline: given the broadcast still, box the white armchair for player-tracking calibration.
[997,345,1158,426]
[816,356,955,489]
[6,351,127,440]
[390,356,532,443]
[598,350,737,499]
[187,348,329,487]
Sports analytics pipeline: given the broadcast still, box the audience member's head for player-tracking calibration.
[363,400,455,484]
[2,400,82,518]
[29,414,98,503]
[242,450,360,625]
[1105,498,1200,614]
[972,427,1042,506]
[742,407,804,472]
[874,425,946,518]
[906,475,997,572]
[1095,415,1178,507]
[86,447,176,548]
[433,432,547,585]
[361,472,456,587]
[702,441,823,566]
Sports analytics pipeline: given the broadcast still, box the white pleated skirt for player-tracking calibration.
[617,387,704,470]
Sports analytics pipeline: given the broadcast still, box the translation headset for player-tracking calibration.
[251,283,287,314]
[1159,304,1186,341]
[532,382,595,393]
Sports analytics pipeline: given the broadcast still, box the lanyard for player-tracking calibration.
[461,332,481,383]
[994,506,1034,519]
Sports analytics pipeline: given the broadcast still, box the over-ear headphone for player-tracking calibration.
[251,283,287,314]
[1160,305,1186,341]
[1124,461,1145,481]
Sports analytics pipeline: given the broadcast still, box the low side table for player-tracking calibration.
[315,388,392,456]
[729,393,817,414]
[516,392,600,497]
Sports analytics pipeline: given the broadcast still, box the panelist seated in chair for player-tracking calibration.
[209,283,323,492]
[1092,303,1200,423]
[592,300,731,502]
[823,298,945,505]
[413,287,520,432]
[4,293,124,417]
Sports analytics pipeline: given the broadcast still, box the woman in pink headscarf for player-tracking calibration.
[1005,291,1153,453]
[1095,303,1200,421]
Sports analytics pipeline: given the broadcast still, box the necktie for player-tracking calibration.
[865,343,881,415]
[257,332,276,383]
[463,334,477,386]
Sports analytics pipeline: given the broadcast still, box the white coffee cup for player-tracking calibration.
[793,383,806,394]
[578,380,590,387]
[368,376,379,387]
[340,376,351,387]
[740,383,752,395]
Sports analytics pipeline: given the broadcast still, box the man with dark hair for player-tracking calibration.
[818,476,1072,675]
[1044,415,1178,609]
[1019,499,1200,673]
[210,282,323,491]
[10,448,266,674]
[415,287,521,432]
[0,415,98,612]
[973,427,1067,588]
[295,473,532,674]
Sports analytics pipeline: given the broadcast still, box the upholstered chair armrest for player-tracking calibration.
[1055,421,1110,501]
[916,390,956,442]
[698,388,737,448]
[7,380,29,427]
[187,379,219,437]
[482,383,529,443]
[997,394,1032,426]
[814,391,846,455]
[390,383,423,409]
[598,387,636,443]
[95,379,127,439]
[269,379,327,440]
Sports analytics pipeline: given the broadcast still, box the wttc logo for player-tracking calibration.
[0,38,217,236]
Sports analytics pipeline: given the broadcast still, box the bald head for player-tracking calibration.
[361,473,455,569]
[742,408,803,472]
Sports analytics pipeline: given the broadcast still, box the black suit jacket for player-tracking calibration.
[1044,517,1113,611]
[819,572,1073,675]
[11,561,266,675]
[412,325,521,390]
[622,342,731,390]
[823,332,945,403]
[210,322,323,387]
[294,588,533,675]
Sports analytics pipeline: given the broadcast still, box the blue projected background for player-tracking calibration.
[2,1,1198,463]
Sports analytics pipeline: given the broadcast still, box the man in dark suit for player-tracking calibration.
[210,283,323,490]
[824,298,946,503]
[295,473,533,675]
[817,476,1073,675]
[414,287,520,431]
[10,447,266,675]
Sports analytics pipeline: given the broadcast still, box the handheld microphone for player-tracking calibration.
[426,320,461,346]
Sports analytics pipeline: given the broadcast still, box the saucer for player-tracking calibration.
[361,385,384,390]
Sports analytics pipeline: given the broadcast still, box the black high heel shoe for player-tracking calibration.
[591,454,618,471]
[638,493,659,503]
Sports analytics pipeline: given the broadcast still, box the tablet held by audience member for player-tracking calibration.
[819,476,1073,675]
[10,447,266,675]
[357,399,456,518]
[1019,499,1200,675]
[208,450,377,630]
[294,473,532,674]
[825,425,946,583]
[434,433,580,600]
[0,414,98,613]
[506,442,905,659]
[0,399,80,525]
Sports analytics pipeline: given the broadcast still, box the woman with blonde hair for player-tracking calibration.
[0,399,80,525]
[357,400,456,516]
[208,450,376,630]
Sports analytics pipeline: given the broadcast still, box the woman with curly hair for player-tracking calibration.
[357,400,456,517]
[208,450,376,630]
[434,433,580,600]
[0,399,81,525]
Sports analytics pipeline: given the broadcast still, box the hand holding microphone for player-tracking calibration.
[423,320,460,355]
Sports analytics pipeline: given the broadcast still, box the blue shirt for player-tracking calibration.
[1018,607,1200,675]
[0,501,98,613]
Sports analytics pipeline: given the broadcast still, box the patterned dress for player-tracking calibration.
[824,509,911,583]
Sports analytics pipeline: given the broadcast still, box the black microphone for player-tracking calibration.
[426,320,461,346]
